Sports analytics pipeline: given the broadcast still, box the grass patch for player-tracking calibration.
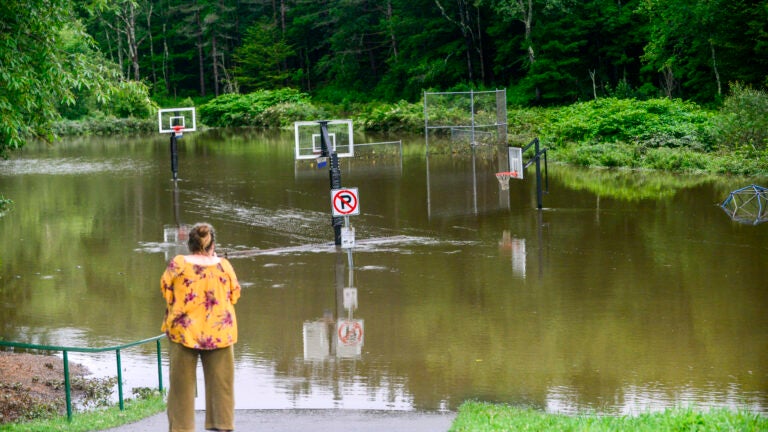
[449,401,767,432]
[1,393,165,432]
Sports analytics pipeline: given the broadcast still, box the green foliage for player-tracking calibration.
[558,142,638,168]
[234,18,296,92]
[2,393,165,432]
[255,102,329,129]
[71,376,117,409]
[106,80,157,119]
[52,117,156,136]
[542,98,716,151]
[0,0,117,157]
[714,82,768,151]
[0,195,13,214]
[197,89,313,128]
[356,100,424,132]
[450,401,768,432]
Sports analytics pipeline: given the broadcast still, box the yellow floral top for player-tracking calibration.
[160,255,241,350]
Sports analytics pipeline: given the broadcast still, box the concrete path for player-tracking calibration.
[104,409,457,432]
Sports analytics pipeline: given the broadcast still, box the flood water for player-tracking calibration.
[0,130,766,415]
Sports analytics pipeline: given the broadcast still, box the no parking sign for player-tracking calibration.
[330,188,360,216]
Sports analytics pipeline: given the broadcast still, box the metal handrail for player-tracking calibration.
[0,334,165,421]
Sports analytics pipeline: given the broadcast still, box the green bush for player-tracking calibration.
[641,147,709,172]
[199,89,311,127]
[357,100,423,132]
[558,142,637,168]
[107,80,157,118]
[53,116,156,136]
[715,82,768,151]
[543,97,715,151]
[254,102,329,128]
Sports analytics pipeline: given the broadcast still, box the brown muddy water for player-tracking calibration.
[0,130,766,415]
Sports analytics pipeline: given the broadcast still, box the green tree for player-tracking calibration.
[0,0,116,157]
[234,18,295,92]
[639,0,768,103]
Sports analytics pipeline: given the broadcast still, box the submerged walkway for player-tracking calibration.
[104,409,457,432]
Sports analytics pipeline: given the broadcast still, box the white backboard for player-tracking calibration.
[294,120,354,160]
[508,146,524,179]
[158,107,197,133]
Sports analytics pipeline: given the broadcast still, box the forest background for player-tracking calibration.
[1,0,768,179]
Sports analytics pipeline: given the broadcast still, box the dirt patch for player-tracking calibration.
[0,352,89,423]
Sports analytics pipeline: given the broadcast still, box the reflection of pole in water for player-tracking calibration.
[173,180,181,227]
[426,154,432,220]
[537,210,545,278]
[471,146,478,215]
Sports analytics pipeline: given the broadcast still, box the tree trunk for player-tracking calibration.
[196,9,206,97]
[662,65,675,98]
[126,2,141,80]
[386,0,398,62]
[163,23,170,93]
[212,34,220,96]
[146,1,157,88]
[710,41,721,96]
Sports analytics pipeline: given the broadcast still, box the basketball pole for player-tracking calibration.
[318,120,343,246]
[169,131,179,181]
[522,138,548,209]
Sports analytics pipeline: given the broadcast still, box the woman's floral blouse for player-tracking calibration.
[161,255,240,350]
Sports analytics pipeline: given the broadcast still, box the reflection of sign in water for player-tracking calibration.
[337,319,364,346]
[343,287,358,310]
[303,321,331,360]
[331,188,360,216]
[500,231,526,278]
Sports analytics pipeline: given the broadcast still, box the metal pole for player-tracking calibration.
[535,139,543,209]
[170,132,179,180]
[424,92,429,153]
[470,90,476,145]
[156,339,164,393]
[63,350,72,422]
[319,121,343,245]
[116,349,125,410]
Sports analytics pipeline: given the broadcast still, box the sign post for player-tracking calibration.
[331,188,359,249]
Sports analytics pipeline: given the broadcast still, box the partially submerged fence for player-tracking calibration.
[0,334,165,421]
[423,89,508,152]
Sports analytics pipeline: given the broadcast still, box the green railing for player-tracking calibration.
[0,334,165,421]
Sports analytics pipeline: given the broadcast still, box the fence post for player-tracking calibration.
[116,349,125,410]
[63,350,73,422]
[156,339,164,393]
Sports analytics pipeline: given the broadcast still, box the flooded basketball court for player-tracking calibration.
[0,129,765,415]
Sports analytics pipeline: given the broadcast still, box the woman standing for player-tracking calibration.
[161,223,241,432]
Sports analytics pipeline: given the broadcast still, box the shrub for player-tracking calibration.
[198,89,311,127]
[107,80,157,119]
[715,82,768,151]
[357,100,423,132]
[542,98,715,151]
[558,142,636,168]
[254,102,329,128]
[642,147,709,172]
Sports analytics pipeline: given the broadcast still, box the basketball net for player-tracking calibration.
[495,171,517,190]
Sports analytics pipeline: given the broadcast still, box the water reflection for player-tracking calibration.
[303,249,364,360]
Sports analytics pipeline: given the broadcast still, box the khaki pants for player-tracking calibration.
[167,342,235,432]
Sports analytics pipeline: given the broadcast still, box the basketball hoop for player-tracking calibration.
[495,171,516,190]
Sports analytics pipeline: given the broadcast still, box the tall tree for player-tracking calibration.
[0,0,117,157]
[234,18,295,91]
